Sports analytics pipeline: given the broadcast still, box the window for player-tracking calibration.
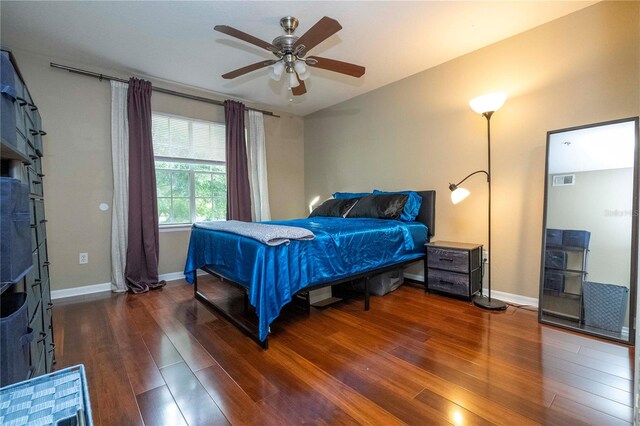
[152,113,227,226]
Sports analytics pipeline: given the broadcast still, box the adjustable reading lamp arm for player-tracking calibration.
[448,170,489,191]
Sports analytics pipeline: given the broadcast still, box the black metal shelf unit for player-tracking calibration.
[1,48,54,385]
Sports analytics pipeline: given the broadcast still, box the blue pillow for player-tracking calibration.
[373,190,422,221]
[332,191,371,199]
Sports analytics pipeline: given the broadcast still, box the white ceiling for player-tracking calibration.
[548,121,636,174]
[1,1,595,116]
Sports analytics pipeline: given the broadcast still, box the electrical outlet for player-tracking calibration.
[482,249,489,263]
[79,253,89,264]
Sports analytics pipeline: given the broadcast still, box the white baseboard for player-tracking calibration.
[55,272,539,309]
[404,273,539,308]
[158,271,190,282]
[50,270,203,300]
[486,289,539,308]
[51,282,112,300]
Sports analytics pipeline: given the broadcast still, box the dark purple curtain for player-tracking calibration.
[224,100,252,221]
[125,78,165,293]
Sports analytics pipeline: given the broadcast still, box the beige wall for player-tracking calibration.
[304,1,640,298]
[11,49,305,291]
[547,168,634,287]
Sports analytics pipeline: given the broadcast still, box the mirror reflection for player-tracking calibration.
[540,118,638,343]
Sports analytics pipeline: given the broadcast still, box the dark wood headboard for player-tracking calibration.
[415,190,436,238]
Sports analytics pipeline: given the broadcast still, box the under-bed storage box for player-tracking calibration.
[369,269,404,296]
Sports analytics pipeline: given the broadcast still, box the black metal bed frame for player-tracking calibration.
[194,256,425,349]
[192,190,436,349]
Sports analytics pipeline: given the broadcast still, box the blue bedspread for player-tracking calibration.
[184,217,427,341]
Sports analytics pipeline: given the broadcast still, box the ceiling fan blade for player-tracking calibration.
[306,56,365,78]
[291,76,307,96]
[214,25,277,52]
[293,17,342,55]
[222,60,276,79]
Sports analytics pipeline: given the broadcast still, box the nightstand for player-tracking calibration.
[425,241,483,300]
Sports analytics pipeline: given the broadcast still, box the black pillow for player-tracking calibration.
[309,198,359,218]
[346,194,409,220]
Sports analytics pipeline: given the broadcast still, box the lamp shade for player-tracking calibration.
[451,187,470,204]
[469,92,507,114]
[308,196,320,213]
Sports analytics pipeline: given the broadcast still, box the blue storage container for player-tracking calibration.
[0,292,33,387]
[1,178,33,284]
[583,281,628,333]
[545,249,567,270]
[544,270,565,292]
[546,229,563,247]
[0,51,17,148]
[562,230,590,249]
[0,364,93,426]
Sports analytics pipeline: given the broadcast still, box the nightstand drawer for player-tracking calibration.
[426,268,471,297]
[426,247,470,273]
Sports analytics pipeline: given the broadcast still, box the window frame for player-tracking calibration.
[152,112,227,229]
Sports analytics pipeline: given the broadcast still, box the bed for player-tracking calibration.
[185,190,436,348]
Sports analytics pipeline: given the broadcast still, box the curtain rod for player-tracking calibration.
[49,62,280,118]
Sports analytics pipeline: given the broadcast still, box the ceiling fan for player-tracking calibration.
[214,16,366,96]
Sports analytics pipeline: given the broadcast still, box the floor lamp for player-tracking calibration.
[449,92,507,311]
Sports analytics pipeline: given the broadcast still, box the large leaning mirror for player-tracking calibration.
[539,117,639,344]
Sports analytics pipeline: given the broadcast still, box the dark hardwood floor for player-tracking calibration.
[52,276,634,425]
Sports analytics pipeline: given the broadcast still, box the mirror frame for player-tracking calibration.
[539,116,639,345]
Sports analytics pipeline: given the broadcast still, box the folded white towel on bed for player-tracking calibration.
[194,220,315,246]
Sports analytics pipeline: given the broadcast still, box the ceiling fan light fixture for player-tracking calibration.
[287,71,299,89]
[298,69,311,81]
[294,60,306,75]
[268,61,285,81]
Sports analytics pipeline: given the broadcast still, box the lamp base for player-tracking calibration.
[473,295,507,311]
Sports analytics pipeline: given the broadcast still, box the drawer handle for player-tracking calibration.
[29,103,38,111]
[16,96,27,107]
[37,332,47,343]
[38,173,45,178]
[48,302,53,308]
[32,180,42,185]
[40,219,48,224]
[439,279,456,286]
[29,129,39,136]
[31,224,37,229]
[44,261,51,266]
[39,130,47,136]
[48,343,56,351]
[439,258,454,262]
[31,281,41,288]
[29,154,38,160]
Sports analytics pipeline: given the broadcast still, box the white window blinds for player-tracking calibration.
[152,113,225,162]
